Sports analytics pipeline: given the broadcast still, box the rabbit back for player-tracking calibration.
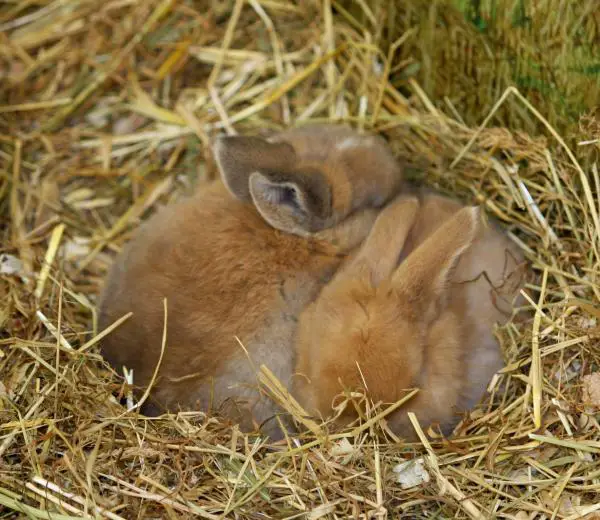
[293,191,527,438]
[99,181,345,433]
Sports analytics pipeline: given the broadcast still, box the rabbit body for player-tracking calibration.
[294,189,527,438]
[98,124,405,437]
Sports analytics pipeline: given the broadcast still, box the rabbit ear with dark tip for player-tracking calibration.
[213,135,297,201]
[249,169,332,235]
[335,196,420,286]
[392,206,481,315]
[213,135,334,235]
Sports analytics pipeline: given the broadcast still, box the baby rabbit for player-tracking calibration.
[98,123,406,438]
[293,190,527,439]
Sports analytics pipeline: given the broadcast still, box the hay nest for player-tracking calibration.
[1,1,600,518]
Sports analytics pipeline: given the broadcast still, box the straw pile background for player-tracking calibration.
[1,0,599,518]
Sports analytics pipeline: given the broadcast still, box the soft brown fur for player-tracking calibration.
[293,190,528,439]
[97,124,405,438]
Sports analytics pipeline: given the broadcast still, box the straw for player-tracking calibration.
[1,0,599,518]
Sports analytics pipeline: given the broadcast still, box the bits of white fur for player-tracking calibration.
[0,254,23,276]
[393,458,430,489]
[336,134,375,152]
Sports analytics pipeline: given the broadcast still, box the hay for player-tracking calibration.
[1,1,599,518]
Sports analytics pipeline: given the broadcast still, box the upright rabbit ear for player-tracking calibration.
[337,196,420,286]
[248,169,332,235]
[392,206,481,315]
[213,135,297,201]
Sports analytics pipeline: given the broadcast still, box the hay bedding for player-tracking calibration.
[1,1,599,518]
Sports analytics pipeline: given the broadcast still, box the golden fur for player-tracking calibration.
[98,124,405,437]
[294,190,528,439]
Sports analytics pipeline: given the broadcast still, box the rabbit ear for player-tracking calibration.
[213,135,297,201]
[337,196,420,286]
[392,206,480,312]
[335,133,403,207]
[248,170,332,235]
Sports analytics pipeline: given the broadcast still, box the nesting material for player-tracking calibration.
[1,1,600,518]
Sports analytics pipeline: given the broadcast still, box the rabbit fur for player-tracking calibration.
[97,123,406,437]
[293,189,528,439]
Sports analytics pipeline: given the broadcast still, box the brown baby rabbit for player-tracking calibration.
[98,123,406,438]
[293,190,527,439]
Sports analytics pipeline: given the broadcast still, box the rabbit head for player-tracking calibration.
[294,196,481,424]
[214,124,404,236]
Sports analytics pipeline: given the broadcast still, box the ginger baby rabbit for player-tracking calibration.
[293,191,527,439]
[98,124,406,438]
